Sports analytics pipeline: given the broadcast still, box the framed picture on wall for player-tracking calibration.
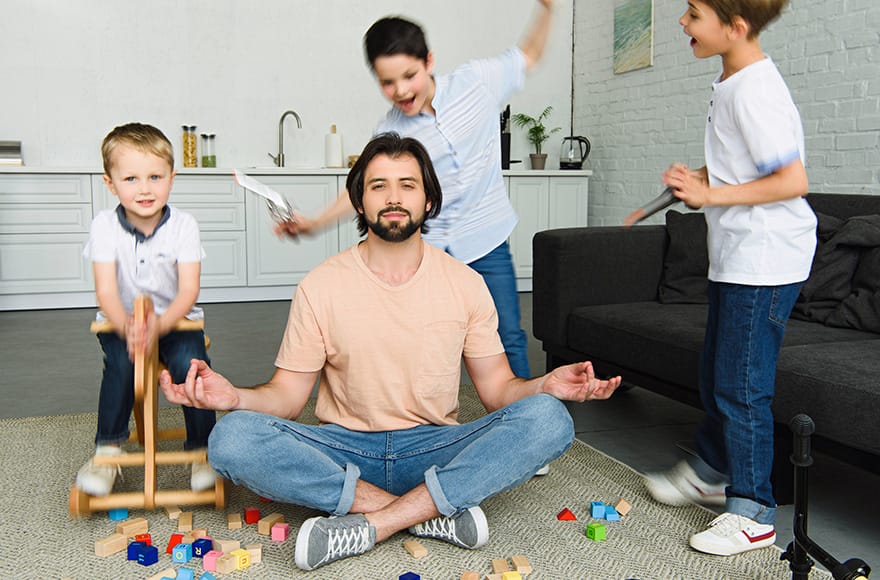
[613,0,654,74]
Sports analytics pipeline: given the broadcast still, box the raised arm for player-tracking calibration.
[275,189,356,239]
[464,353,621,412]
[519,0,555,72]
[159,360,318,421]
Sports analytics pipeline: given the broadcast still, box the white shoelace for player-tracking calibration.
[414,516,455,541]
[707,513,748,536]
[325,522,373,560]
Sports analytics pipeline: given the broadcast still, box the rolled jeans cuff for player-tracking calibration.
[334,462,361,515]
[424,465,457,517]
[726,496,776,525]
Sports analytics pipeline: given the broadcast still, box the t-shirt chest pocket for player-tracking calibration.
[419,320,466,378]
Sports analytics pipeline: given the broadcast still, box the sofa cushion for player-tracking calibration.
[658,210,708,304]
[776,340,880,454]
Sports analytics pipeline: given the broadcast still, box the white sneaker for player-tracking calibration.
[190,461,217,492]
[689,512,776,555]
[534,464,550,476]
[644,460,727,506]
[75,446,122,496]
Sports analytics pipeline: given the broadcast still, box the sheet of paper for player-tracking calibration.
[233,169,288,209]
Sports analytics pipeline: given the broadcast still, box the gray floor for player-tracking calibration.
[1,295,876,575]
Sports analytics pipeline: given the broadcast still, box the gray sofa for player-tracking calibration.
[533,193,880,501]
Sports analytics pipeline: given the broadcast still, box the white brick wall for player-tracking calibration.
[574,0,880,225]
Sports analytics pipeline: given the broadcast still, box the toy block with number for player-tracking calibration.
[137,545,160,566]
[108,508,129,521]
[213,538,240,553]
[399,573,420,580]
[166,533,184,554]
[128,541,147,560]
[177,511,193,532]
[403,539,427,558]
[117,516,148,537]
[135,533,152,546]
[257,512,285,535]
[511,554,533,574]
[95,532,127,557]
[271,522,290,541]
[230,548,252,570]
[501,573,523,580]
[615,497,633,517]
[202,550,222,572]
[245,543,262,565]
[192,538,213,557]
[165,505,182,519]
[172,543,193,563]
[176,569,195,580]
[557,507,577,520]
[244,507,260,524]
[604,505,620,521]
[586,522,607,541]
[590,501,605,518]
[493,558,511,573]
[216,553,238,574]
[227,512,242,529]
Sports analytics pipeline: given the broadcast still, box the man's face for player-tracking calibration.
[361,153,431,242]
[372,53,435,116]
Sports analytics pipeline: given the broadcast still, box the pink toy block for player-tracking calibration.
[271,522,290,541]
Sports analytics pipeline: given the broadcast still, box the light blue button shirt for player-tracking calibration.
[375,48,526,264]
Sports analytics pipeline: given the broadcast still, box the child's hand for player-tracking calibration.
[663,163,710,209]
[125,310,159,361]
[159,359,240,411]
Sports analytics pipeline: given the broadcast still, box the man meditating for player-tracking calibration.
[160,132,621,571]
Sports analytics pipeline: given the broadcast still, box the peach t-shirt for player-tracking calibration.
[275,241,504,431]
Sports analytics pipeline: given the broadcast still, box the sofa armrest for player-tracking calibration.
[532,225,668,345]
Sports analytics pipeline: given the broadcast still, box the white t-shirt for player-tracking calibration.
[275,242,504,431]
[704,57,817,285]
[83,205,205,320]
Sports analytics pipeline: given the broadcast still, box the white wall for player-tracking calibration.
[574,0,880,225]
[1,0,573,170]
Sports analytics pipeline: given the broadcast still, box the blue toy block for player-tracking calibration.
[604,505,620,521]
[200,573,217,580]
[590,501,605,518]
[137,545,159,566]
[108,508,129,521]
[127,541,146,561]
[176,569,196,580]
[192,538,213,557]
[172,543,193,563]
[399,573,421,580]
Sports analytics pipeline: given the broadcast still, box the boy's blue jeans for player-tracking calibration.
[208,394,573,517]
[96,329,216,450]
[692,281,802,526]
[467,241,531,378]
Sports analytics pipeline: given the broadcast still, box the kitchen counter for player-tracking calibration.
[0,166,591,177]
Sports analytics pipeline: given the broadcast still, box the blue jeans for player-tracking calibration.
[467,241,531,378]
[208,394,572,517]
[692,281,802,525]
[96,330,216,450]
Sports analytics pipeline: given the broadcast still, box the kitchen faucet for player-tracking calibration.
[269,110,302,167]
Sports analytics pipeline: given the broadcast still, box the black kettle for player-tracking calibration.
[559,136,591,170]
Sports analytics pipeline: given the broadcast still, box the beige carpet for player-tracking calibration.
[0,386,823,580]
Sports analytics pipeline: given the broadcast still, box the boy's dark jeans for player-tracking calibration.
[95,329,216,450]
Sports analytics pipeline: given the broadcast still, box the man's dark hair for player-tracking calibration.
[364,16,429,68]
[346,132,442,237]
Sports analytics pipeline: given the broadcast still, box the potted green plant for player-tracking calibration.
[512,106,561,170]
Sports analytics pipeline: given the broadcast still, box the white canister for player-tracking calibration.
[324,125,343,168]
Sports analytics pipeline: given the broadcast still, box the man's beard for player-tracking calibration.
[366,206,425,242]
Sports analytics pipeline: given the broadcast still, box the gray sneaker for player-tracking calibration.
[294,514,376,571]
[408,506,489,549]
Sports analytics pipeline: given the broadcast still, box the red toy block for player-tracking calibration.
[557,507,577,520]
[166,532,184,554]
[135,533,152,546]
[244,507,260,524]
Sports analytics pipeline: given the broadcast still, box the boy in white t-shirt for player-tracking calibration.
[76,123,217,496]
[643,0,817,557]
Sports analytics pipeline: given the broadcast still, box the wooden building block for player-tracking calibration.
[227,512,242,529]
[244,507,260,524]
[271,522,290,541]
[191,528,209,539]
[145,568,177,580]
[108,507,129,521]
[213,538,240,553]
[166,533,184,554]
[216,553,238,574]
[615,497,633,517]
[556,507,577,520]
[203,550,222,572]
[245,543,263,565]
[510,554,533,574]
[460,573,480,580]
[116,517,149,537]
[134,533,152,546]
[586,522,607,541]
[501,573,522,580]
[177,511,193,532]
[493,558,511,573]
[485,574,503,580]
[95,532,127,557]
[165,505,182,519]
[229,548,251,569]
[257,512,285,535]
[403,539,427,558]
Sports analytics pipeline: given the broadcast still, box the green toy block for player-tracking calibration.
[586,522,607,541]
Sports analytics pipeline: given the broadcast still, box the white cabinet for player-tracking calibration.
[508,173,589,290]
[0,174,94,297]
[245,175,341,287]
